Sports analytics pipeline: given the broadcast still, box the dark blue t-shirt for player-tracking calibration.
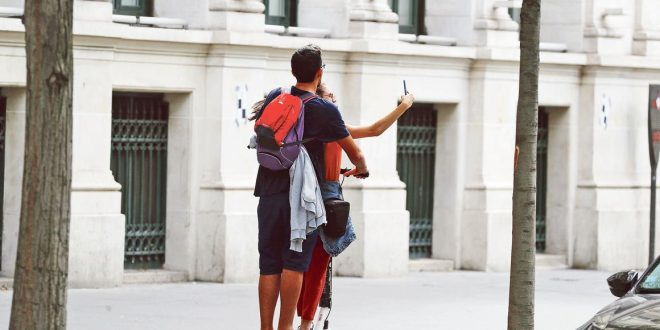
[254,86,350,197]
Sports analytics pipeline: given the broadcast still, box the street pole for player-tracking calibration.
[651,166,657,265]
[649,85,660,265]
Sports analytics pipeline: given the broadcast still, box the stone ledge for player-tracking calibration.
[0,277,12,290]
[536,254,568,270]
[123,270,188,285]
[409,259,454,272]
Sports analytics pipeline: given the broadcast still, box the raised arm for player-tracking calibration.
[336,135,369,178]
[347,94,415,139]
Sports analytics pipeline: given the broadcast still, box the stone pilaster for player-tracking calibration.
[156,0,264,31]
[582,0,632,55]
[425,0,519,47]
[207,0,265,32]
[633,0,660,56]
[472,0,520,47]
[68,46,125,288]
[349,0,398,40]
[1,89,26,278]
[298,0,351,38]
[74,0,113,22]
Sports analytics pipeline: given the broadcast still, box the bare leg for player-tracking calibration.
[259,274,281,330]
[300,319,314,330]
[278,269,304,330]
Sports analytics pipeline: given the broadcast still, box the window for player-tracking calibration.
[509,8,521,24]
[113,0,152,16]
[265,0,298,27]
[389,0,425,35]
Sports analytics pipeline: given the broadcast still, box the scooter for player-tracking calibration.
[312,259,333,330]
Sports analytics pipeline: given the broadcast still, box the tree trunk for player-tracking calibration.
[9,0,73,329]
[507,0,541,329]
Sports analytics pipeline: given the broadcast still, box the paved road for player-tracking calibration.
[0,270,614,329]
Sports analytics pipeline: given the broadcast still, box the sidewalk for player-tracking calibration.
[0,269,614,329]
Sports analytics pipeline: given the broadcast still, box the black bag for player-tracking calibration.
[323,199,350,238]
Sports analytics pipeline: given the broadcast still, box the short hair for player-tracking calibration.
[291,44,322,83]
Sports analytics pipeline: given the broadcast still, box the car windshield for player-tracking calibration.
[640,262,660,290]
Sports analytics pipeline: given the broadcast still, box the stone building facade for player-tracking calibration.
[0,0,658,288]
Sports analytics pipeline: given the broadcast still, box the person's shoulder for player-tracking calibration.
[267,87,283,99]
[307,97,340,113]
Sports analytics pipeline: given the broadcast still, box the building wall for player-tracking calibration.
[0,0,659,287]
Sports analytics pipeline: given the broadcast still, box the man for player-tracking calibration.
[254,44,369,330]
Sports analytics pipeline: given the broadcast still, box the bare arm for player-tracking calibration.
[347,94,415,139]
[336,135,368,178]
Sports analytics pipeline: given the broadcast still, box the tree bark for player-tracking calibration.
[507,0,541,329]
[9,0,73,329]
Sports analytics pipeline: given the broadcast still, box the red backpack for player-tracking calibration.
[254,88,316,170]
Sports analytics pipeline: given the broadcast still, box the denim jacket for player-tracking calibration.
[319,181,356,257]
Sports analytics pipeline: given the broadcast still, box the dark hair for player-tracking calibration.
[249,93,268,121]
[291,44,322,83]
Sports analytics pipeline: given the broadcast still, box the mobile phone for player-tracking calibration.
[403,80,408,95]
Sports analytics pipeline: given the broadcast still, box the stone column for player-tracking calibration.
[332,52,409,278]
[68,47,125,288]
[349,0,399,39]
[472,0,519,47]
[633,0,660,56]
[74,0,113,22]
[298,0,351,38]
[425,0,518,47]
[582,0,634,55]
[1,89,26,277]
[460,61,519,271]
[156,0,265,32]
[573,67,656,272]
[193,49,264,283]
[540,0,586,52]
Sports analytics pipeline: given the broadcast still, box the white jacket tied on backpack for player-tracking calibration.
[289,146,326,252]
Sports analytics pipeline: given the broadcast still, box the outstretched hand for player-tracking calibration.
[344,167,369,179]
[400,93,415,110]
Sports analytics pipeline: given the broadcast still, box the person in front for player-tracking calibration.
[296,83,415,330]
[253,44,369,330]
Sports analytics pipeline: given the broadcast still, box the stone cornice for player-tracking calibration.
[208,0,264,13]
[350,1,398,23]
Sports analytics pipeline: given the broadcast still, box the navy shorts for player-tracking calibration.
[258,193,319,275]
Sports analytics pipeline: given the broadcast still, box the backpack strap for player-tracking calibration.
[281,137,315,147]
[301,93,317,103]
[282,93,317,147]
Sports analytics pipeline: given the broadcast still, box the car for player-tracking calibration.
[578,258,660,329]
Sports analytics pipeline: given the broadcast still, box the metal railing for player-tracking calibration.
[111,93,168,269]
[536,109,548,252]
[397,104,437,259]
